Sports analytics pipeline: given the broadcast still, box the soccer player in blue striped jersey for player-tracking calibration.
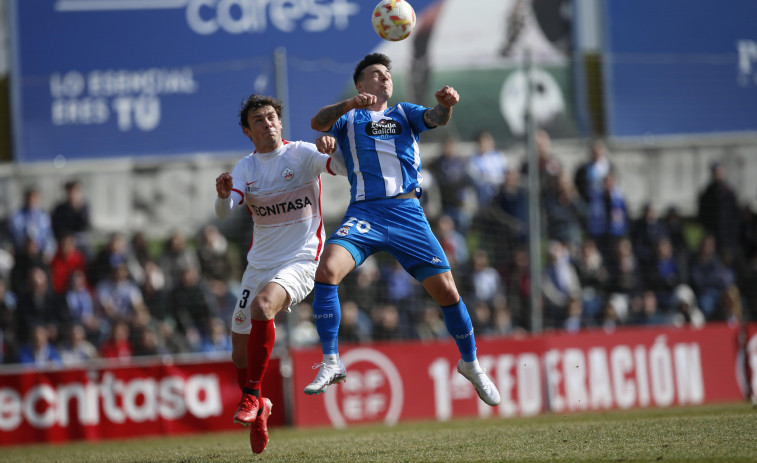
[304,53,500,407]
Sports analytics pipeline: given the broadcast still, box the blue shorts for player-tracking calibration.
[327,198,450,282]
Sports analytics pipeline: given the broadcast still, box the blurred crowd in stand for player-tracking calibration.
[0,132,755,367]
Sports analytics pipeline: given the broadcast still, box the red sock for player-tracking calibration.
[246,319,275,392]
[236,367,247,392]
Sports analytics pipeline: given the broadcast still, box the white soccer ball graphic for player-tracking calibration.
[372,0,416,42]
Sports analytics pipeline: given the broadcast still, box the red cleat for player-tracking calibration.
[233,393,260,426]
[249,397,272,454]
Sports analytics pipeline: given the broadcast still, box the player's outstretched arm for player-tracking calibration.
[424,86,459,128]
[311,92,378,131]
[214,172,235,219]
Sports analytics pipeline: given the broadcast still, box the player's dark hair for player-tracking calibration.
[239,94,283,129]
[353,53,392,85]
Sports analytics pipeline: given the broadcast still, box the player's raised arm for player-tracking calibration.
[310,92,378,132]
[424,85,459,128]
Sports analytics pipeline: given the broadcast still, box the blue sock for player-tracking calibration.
[441,299,477,362]
[312,282,341,355]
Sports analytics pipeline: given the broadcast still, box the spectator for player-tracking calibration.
[491,168,529,249]
[132,324,164,357]
[15,266,62,345]
[95,260,148,324]
[87,233,129,287]
[64,269,101,344]
[464,249,504,306]
[338,301,371,345]
[662,206,689,266]
[370,304,404,342]
[574,239,609,320]
[468,130,508,207]
[168,267,212,340]
[435,214,469,267]
[59,323,98,365]
[427,136,475,232]
[379,259,422,318]
[501,247,531,329]
[544,171,586,254]
[9,237,47,295]
[49,233,87,295]
[0,279,17,363]
[140,261,169,322]
[9,187,55,259]
[100,319,133,360]
[670,284,705,328]
[199,317,232,358]
[689,234,734,319]
[643,238,681,310]
[16,324,63,367]
[713,284,743,326]
[600,172,630,261]
[541,241,582,329]
[290,302,321,348]
[574,138,612,204]
[469,300,493,335]
[697,162,741,256]
[631,203,669,269]
[628,290,670,326]
[520,129,563,197]
[342,256,381,313]
[128,231,152,270]
[196,224,234,283]
[605,237,640,299]
[159,229,200,291]
[51,180,90,251]
[563,297,585,333]
[413,303,448,341]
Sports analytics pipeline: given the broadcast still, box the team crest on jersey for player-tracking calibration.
[234,311,246,325]
[336,226,350,237]
[366,119,402,140]
[281,168,294,181]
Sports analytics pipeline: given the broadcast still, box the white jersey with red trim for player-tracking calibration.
[227,140,343,269]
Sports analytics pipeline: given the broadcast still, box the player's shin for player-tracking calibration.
[312,281,341,360]
[441,299,477,362]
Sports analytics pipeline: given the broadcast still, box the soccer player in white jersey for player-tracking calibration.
[215,94,345,453]
[304,53,501,407]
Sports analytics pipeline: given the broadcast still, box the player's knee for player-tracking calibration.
[315,263,342,284]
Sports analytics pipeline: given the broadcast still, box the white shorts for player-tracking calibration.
[230,259,317,335]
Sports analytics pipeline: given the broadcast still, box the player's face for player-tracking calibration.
[357,64,393,100]
[243,105,283,153]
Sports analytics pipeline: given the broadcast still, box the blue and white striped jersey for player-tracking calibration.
[328,102,432,203]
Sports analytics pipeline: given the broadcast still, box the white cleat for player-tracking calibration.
[304,360,347,395]
[457,359,501,406]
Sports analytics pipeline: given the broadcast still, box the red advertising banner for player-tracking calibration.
[0,357,284,445]
[291,324,748,428]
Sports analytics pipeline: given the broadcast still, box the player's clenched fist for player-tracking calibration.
[350,92,377,109]
[434,86,459,108]
[216,172,233,199]
[316,135,337,154]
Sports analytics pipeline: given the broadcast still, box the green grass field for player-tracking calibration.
[2,402,755,463]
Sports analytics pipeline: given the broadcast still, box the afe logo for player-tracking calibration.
[323,348,404,428]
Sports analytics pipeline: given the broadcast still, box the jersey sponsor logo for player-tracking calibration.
[281,168,294,181]
[365,119,402,140]
[251,196,313,217]
[431,256,442,264]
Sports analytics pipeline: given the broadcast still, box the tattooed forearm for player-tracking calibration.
[311,101,351,131]
[424,104,452,127]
